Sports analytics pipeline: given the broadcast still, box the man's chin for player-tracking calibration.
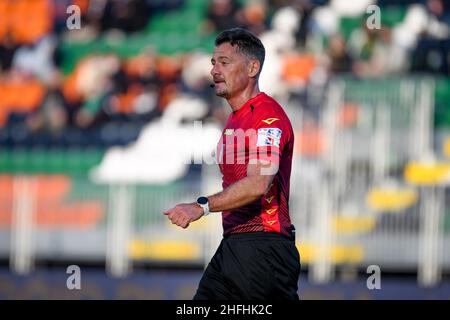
[215,89,229,98]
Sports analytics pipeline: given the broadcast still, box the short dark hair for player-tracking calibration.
[215,28,265,75]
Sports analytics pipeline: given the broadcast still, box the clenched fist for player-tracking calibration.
[163,203,205,229]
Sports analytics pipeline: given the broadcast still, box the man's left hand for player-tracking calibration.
[163,203,204,229]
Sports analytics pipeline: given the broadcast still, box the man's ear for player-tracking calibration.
[248,59,261,78]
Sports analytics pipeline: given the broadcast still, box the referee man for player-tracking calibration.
[164,28,300,300]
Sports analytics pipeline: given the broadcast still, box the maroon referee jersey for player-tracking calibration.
[216,92,295,237]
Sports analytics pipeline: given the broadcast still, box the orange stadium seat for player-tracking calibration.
[282,54,316,84]
[0,174,71,200]
[0,202,104,229]
[123,54,155,78]
[9,0,53,45]
[0,175,12,198]
[338,103,360,128]
[294,122,325,157]
[155,56,181,81]
[33,202,104,228]
[0,84,8,127]
[62,67,83,104]
[115,83,144,114]
[36,175,72,200]
[0,175,104,228]
[0,76,46,125]
[73,0,90,15]
[6,79,46,112]
[0,0,10,43]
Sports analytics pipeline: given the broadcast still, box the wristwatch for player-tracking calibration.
[196,196,210,216]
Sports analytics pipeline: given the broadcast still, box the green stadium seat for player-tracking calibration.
[60,41,98,75]
[185,0,209,12]
[47,149,66,173]
[29,148,48,173]
[11,148,30,173]
[156,12,175,33]
[146,13,165,33]
[0,148,106,176]
[340,16,365,40]
[176,11,203,33]
[380,6,407,27]
[159,33,185,54]
[179,33,202,52]
[61,2,209,72]
[444,210,450,234]
[80,148,103,172]
[65,148,83,175]
[199,34,218,53]
[0,149,10,172]
[435,77,450,128]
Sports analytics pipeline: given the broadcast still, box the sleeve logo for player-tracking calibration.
[261,118,279,125]
[257,128,282,147]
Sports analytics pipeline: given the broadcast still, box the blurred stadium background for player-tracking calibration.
[1,0,450,299]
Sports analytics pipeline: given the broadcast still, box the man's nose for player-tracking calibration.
[211,64,220,77]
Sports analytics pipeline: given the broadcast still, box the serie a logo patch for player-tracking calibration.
[256,128,282,147]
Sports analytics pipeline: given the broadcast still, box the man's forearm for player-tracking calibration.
[208,175,271,212]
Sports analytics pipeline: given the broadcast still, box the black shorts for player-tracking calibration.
[193,231,301,300]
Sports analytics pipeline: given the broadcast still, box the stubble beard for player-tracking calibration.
[215,86,229,98]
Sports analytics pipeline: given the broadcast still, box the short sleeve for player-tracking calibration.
[249,115,290,163]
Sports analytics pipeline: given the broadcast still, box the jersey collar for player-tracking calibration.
[232,92,265,118]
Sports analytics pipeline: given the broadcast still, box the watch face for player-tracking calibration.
[197,196,208,205]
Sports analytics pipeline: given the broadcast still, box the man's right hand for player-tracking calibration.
[163,203,205,229]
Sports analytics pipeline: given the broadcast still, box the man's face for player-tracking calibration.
[210,42,251,99]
